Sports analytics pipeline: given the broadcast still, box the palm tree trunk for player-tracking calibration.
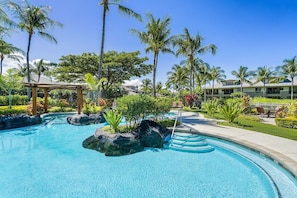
[212,80,214,99]
[204,84,206,102]
[290,77,294,100]
[241,83,243,97]
[263,82,266,98]
[26,34,32,103]
[0,56,3,76]
[152,52,158,97]
[98,4,107,99]
[189,56,193,94]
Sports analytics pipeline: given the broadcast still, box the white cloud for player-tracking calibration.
[2,54,51,74]
[123,79,142,87]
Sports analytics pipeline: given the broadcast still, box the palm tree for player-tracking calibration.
[278,56,297,100]
[0,1,15,37]
[130,13,174,97]
[173,28,217,94]
[141,78,152,94]
[166,62,189,99]
[209,66,226,99]
[156,81,163,95]
[231,66,253,97]
[31,59,54,82]
[8,0,62,101]
[97,0,141,89]
[0,40,24,76]
[253,66,276,97]
[198,62,211,102]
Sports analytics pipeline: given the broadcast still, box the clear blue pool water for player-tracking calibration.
[0,114,296,198]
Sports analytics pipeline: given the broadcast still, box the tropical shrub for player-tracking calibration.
[275,105,289,118]
[103,110,122,133]
[240,95,252,114]
[57,99,69,112]
[83,99,97,115]
[116,95,154,128]
[151,97,173,120]
[0,105,27,116]
[0,95,27,106]
[27,101,45,115]
[184,94,199,107]
[203,99,219,117]
[218,101,243,124]
[275,117,297,129]
[98,98,106,107]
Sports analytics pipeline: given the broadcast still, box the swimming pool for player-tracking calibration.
[0,114,296,197]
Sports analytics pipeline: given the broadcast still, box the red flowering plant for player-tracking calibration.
[184,94,199,108]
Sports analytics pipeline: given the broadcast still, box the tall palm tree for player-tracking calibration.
[166,62,189,99]
[231,66,253,97]
[253,66,276,98]
[130,13,174,97]
[278,56,297,100]
[0,40,24,76]
[8,0,62,101]
[173,28,217,94]
[198,62,211,102]
[209,66,226,99]
[97,0,141,88]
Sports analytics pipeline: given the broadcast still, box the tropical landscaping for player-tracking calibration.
[0,0,297,142]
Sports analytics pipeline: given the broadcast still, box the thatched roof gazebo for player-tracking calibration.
[23,82,88,115]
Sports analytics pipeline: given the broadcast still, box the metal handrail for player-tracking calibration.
[171,109,182,140]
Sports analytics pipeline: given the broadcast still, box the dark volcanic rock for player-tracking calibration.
[0,115,42,130]
[83,128,144,156]
[82,120,171,156]
[67,113,105,125]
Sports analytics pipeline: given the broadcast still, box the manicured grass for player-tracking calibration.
[252,97,293,104]
[221,117,297,141]
[190,109,297,141]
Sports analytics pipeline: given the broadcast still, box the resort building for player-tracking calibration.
[205,79,297,99]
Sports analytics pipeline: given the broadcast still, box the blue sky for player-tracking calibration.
[4,0,297,85]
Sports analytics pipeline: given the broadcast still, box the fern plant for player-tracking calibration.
[103,110,122,133]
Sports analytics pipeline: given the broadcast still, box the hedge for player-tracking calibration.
[275,117,297,129]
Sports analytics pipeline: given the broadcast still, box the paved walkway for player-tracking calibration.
[175,111,297,178]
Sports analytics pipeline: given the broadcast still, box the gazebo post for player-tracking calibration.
[32,86,37,116]
[44,88,49,113]
[77,87,83,114]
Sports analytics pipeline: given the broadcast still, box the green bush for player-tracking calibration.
[0,95,27,106]
[151,97,173,120]
[116,95,154,128]
[0,105,27,116]
[116,95,172,128]
[275,117,297,129]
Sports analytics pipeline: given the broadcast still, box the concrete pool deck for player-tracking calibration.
[175,111,297,178]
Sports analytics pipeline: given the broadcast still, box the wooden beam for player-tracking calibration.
[32,86,37,115]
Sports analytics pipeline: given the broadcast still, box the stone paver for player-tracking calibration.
[175,111,297,178]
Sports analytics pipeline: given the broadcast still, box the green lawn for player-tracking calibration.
[223,117,297,141]
[194,110,297,141]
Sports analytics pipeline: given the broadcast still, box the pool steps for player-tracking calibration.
[169,132,215,153]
